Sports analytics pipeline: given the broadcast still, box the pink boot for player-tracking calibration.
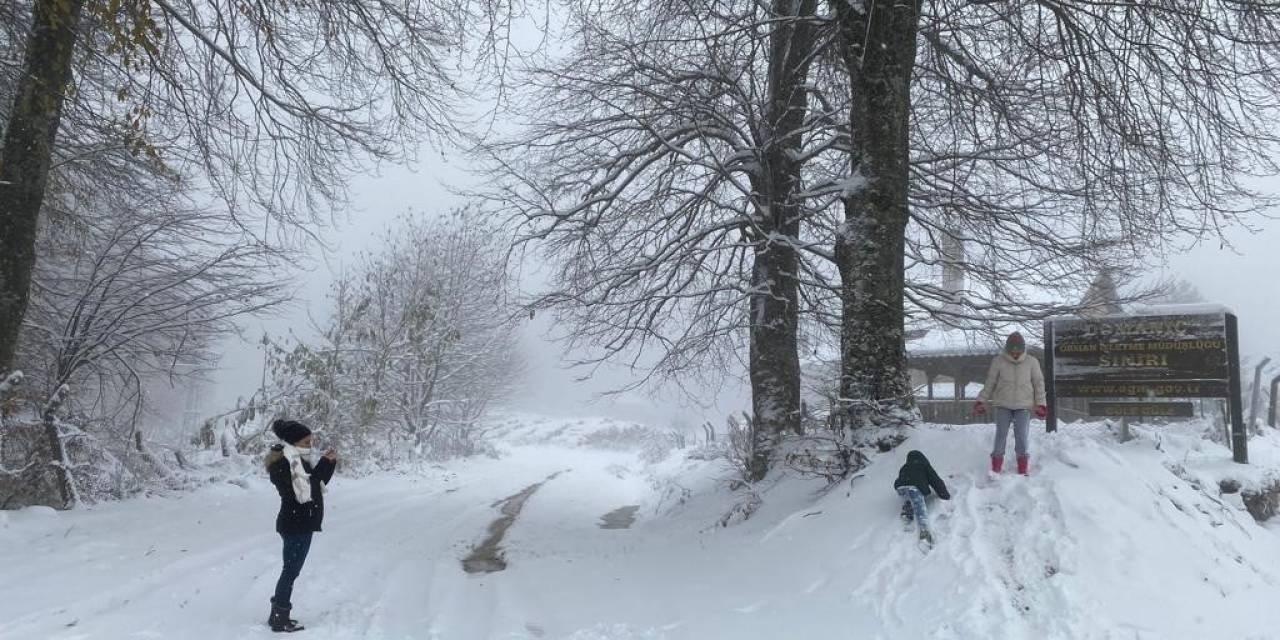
[991,455,1004,473]
[1017,454,1030,476]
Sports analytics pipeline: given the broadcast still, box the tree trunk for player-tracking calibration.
[41,387,74,509]
[748,240,801,479]
[0,0,87,373]
[832,0,922,428]
[745,0,819,481]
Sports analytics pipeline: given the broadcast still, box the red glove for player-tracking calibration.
[974,401,987,416]
[1035,405,1048,419]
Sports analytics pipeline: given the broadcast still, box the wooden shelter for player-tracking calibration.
[907,327,1045,424]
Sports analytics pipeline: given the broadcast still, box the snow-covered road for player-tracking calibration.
[7,416,1280,640]
[0,441,652,640]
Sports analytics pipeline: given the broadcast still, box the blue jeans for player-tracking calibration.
[272,532,313,608]
[993,407,1031,458]
[897,486,929,532]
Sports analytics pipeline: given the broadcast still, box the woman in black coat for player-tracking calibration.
[264,419,337,633]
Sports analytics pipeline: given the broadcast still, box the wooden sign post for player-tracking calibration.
[1227,314,1247,463]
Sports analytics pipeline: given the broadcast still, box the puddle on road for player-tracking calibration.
[598,505,640,530]
[462,471,566,574]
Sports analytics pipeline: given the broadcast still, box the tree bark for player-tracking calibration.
[745,0,819,481]
[749,237,802,479]
[41,386,74,509]
[833,0,922,428]
[0,0,87,373]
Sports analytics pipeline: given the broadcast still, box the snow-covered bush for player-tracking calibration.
[781,432,872,485]
[679,414,758,486]
[578,424,658,450]
[716,489,762,528]
[418,422,500,462]
[0,415,193,508]
[263,210,520,465]
[575,423,687,464]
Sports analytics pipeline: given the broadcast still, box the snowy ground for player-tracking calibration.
[4,415,1280,639]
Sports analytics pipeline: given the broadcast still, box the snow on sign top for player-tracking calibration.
[1046,302,1234,323]
[1127,302,1235,317]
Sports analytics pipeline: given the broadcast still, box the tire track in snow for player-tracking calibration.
[274,466,581,639]
[462,470,568,574]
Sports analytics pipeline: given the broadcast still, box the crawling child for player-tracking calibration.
[894,450,951,544]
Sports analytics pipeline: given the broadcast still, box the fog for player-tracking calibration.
[1165,203,1280,358]
[204,142,1280,435]
[190,15,1280,438]
[206,146,751,432]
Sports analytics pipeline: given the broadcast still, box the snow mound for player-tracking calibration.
[498,422,1280,639]
[835,424,1280,639]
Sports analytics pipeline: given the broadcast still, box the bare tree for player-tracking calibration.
[269,211,520,462]
[473,0,1280,490]
[1,181,287,508]
[19,198,287,433]
[478,0,834,479]
[0,0,529,374]
[823,0,1280,426]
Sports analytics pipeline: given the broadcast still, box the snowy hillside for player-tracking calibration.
[3,415,1280,639]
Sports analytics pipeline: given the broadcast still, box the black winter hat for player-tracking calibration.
[272,419,312,445]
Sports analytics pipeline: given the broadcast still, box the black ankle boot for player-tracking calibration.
[268,603,304,633]
[270,598,301,626]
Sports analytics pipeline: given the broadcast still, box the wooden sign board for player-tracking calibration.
[1050,313,1229,398]
[1044,309,1247,463]
[1056,380,1229,399]
[1088,402,1196,418]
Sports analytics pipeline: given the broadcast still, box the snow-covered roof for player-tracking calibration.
[915,382,985,398]
[907,326,1041,359]
[907,328,999,358]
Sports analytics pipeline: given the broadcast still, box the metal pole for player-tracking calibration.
[1044,320,1058,433]
[1270,375,1280,428]
[1222,399,1232,445]
[1248,357,1271,434]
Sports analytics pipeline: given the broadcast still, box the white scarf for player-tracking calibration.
[281,444,316,504]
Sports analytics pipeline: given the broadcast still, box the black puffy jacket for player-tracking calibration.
[267,446,336,534]
[893,449,950,499]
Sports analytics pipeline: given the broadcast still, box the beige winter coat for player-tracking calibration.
[977,352,1047,410]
